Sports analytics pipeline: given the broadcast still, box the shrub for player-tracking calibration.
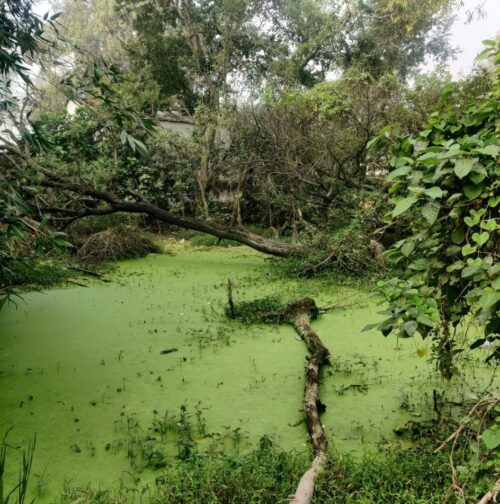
[76,224,161,262]
[3,260,72,289]
[271,229,383,280]
[187,231,240,248]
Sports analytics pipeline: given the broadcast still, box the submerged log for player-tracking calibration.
[226,294,331,502]
[282,299,330,504]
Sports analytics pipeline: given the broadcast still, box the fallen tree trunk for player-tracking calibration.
[226,293,331,502]
[39,168,303,258]
[283,299,330,504]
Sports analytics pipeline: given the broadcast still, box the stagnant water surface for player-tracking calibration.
[0,246,493,500]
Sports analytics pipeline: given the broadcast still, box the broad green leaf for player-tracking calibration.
[462,266,480,278]
[471,209,487,218]
[480,219,497,231]
[446,261,464,272]
[469,172,485,184]
[404,320,418,336]
[462,244,477,256]
[467,257,482,268]
[401,241,415,257]
[482,429,500,450]
[132,139,147,154]
[447,244,461,255]
[127,134,136,152]
[424,186,443,199]
[421,202,440,224]
[480,291,500,308]
[417,151,437,161]
[472,232,490,246]
[451,228,465,244]
[476,145,499,157]
[440,146,462,158]
[387,165,411,181]
[417,315,435,327]
[463,184,483,200]
[454,158,476,178]
[392,195,417,217]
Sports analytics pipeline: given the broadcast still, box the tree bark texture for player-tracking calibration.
[283,299,330,504]
[197,124,216,217]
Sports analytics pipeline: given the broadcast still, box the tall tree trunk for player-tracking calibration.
[230,167,248,227]
[231,192,243,227]
[198,124,216,218]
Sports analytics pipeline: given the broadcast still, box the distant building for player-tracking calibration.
[66,101,230,147]
[156,110,195,139]
[156,110,231,147]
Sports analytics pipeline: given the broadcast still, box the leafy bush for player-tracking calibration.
[187,232,240,248]
[4,261,72,288]
[369,41,500,377]
[76,225,161,262]
[1,187,73,308]
[271,229,383,280]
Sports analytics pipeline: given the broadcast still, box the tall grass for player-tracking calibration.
[1,430,36,504]
[59,438,471,504]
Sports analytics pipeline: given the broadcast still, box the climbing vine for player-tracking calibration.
[369,40,499,378]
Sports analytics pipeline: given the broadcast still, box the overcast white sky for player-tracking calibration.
[34,0,499,79]
[446,0,499,77]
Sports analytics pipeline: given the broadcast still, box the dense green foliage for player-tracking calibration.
[225,296,287,324]
[151,442,454,504]
[370,41,499,378]
[1,2,499,500]
[0,1,71,307]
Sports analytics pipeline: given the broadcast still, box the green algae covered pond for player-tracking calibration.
[0,246,493,500]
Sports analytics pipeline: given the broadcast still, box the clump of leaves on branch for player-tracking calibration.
[0,1,72,308]
[369,41,499,378]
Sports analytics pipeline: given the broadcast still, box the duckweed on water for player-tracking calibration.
[0,247,496,501]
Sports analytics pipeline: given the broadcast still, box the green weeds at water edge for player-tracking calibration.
[1,430,35,504]
[59,438,463,504]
